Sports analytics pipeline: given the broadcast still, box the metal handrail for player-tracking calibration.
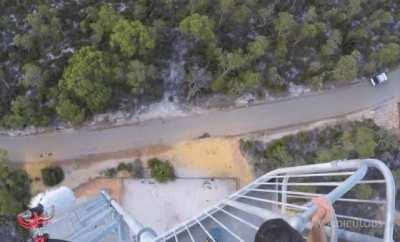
[155,159,396,242]
[290,164,368,233]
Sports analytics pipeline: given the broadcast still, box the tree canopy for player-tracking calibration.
[13,4,61,54]
[1,1,400,128]
[125,60,157,94]
[332,55,359,81]
[274,12,296,37]
[180,14,216,43]
[110,19,155,57]
[82,5,120,44]
[59,46,112,113]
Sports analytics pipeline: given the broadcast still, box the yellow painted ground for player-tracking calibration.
[156,138,254,187]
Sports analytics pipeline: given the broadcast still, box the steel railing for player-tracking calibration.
[41,159,396,242]
[155,159,396,242]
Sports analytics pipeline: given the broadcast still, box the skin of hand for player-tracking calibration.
[311,197,334,225]
[307,197,334,242]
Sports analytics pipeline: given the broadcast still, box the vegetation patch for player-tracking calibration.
[241,120,399,177]
[102,160,144,179]
[0,149,31,240]
[1,1,400,128]
[240,120,400,238]
[41,166,65,187]
[147,158,176,183]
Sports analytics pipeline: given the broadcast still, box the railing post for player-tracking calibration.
[281,176,289,214]
[100,191,157,242]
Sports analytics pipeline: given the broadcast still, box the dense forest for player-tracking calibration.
[240,120,400,239]
[1,0,400,128]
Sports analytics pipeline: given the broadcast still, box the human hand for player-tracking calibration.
[311,197,334,225]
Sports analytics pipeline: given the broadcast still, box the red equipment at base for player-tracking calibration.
[16,204,53,242]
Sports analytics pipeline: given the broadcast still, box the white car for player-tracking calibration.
[370,72,388,86]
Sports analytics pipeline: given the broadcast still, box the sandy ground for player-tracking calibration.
[23,159,55,194]
[147,138,253,186]
[47,137,253,191]
[48,137,250,233]
[121,178,237,233]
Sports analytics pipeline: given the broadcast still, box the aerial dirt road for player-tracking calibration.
[1,69,399,162]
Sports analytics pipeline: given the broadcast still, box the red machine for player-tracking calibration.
[17,204,53,242]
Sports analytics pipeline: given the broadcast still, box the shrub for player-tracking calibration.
[131,159,144,178]
[41,166,64,187]
[147,158,175,183]
[103,160,144,178]
[117,162,133,172]
[103,167,117,178]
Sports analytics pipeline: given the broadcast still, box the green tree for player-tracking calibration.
[276,37,288,61]
[21,63,47,89]
[238,70,261,89]
[231,4,251,25]
[110,19,155,57]
[13,4,61,52]
[216,49,247,78]
[3,96,48,128]
[304,6,317,23]
[332,55,358,81]
[267,67,286,89]
[345,0,363,18]
[188,0,209,14]
[370,10,394,29]
[247,36,269,60]
[274,12,296,37]
[347,27,368,44]
[126,60,157,94]
[56,97,86,124]
[85,5,120,44]
[376,43,400,67]
[321,29,342,56]
[340,126,377,157]
[296,23,318,45]
[13,34,35,52]
[316,146,348,162]
[353,126,377,157]
[265,140,292,164]
[257,6,274,26]
[60,47,112,112]
[217,0,235,25]
[228,70,261,95]
[179,14,216,43]
[211,78,226,92]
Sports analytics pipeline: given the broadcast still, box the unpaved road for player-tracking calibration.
[1,69,399,162]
